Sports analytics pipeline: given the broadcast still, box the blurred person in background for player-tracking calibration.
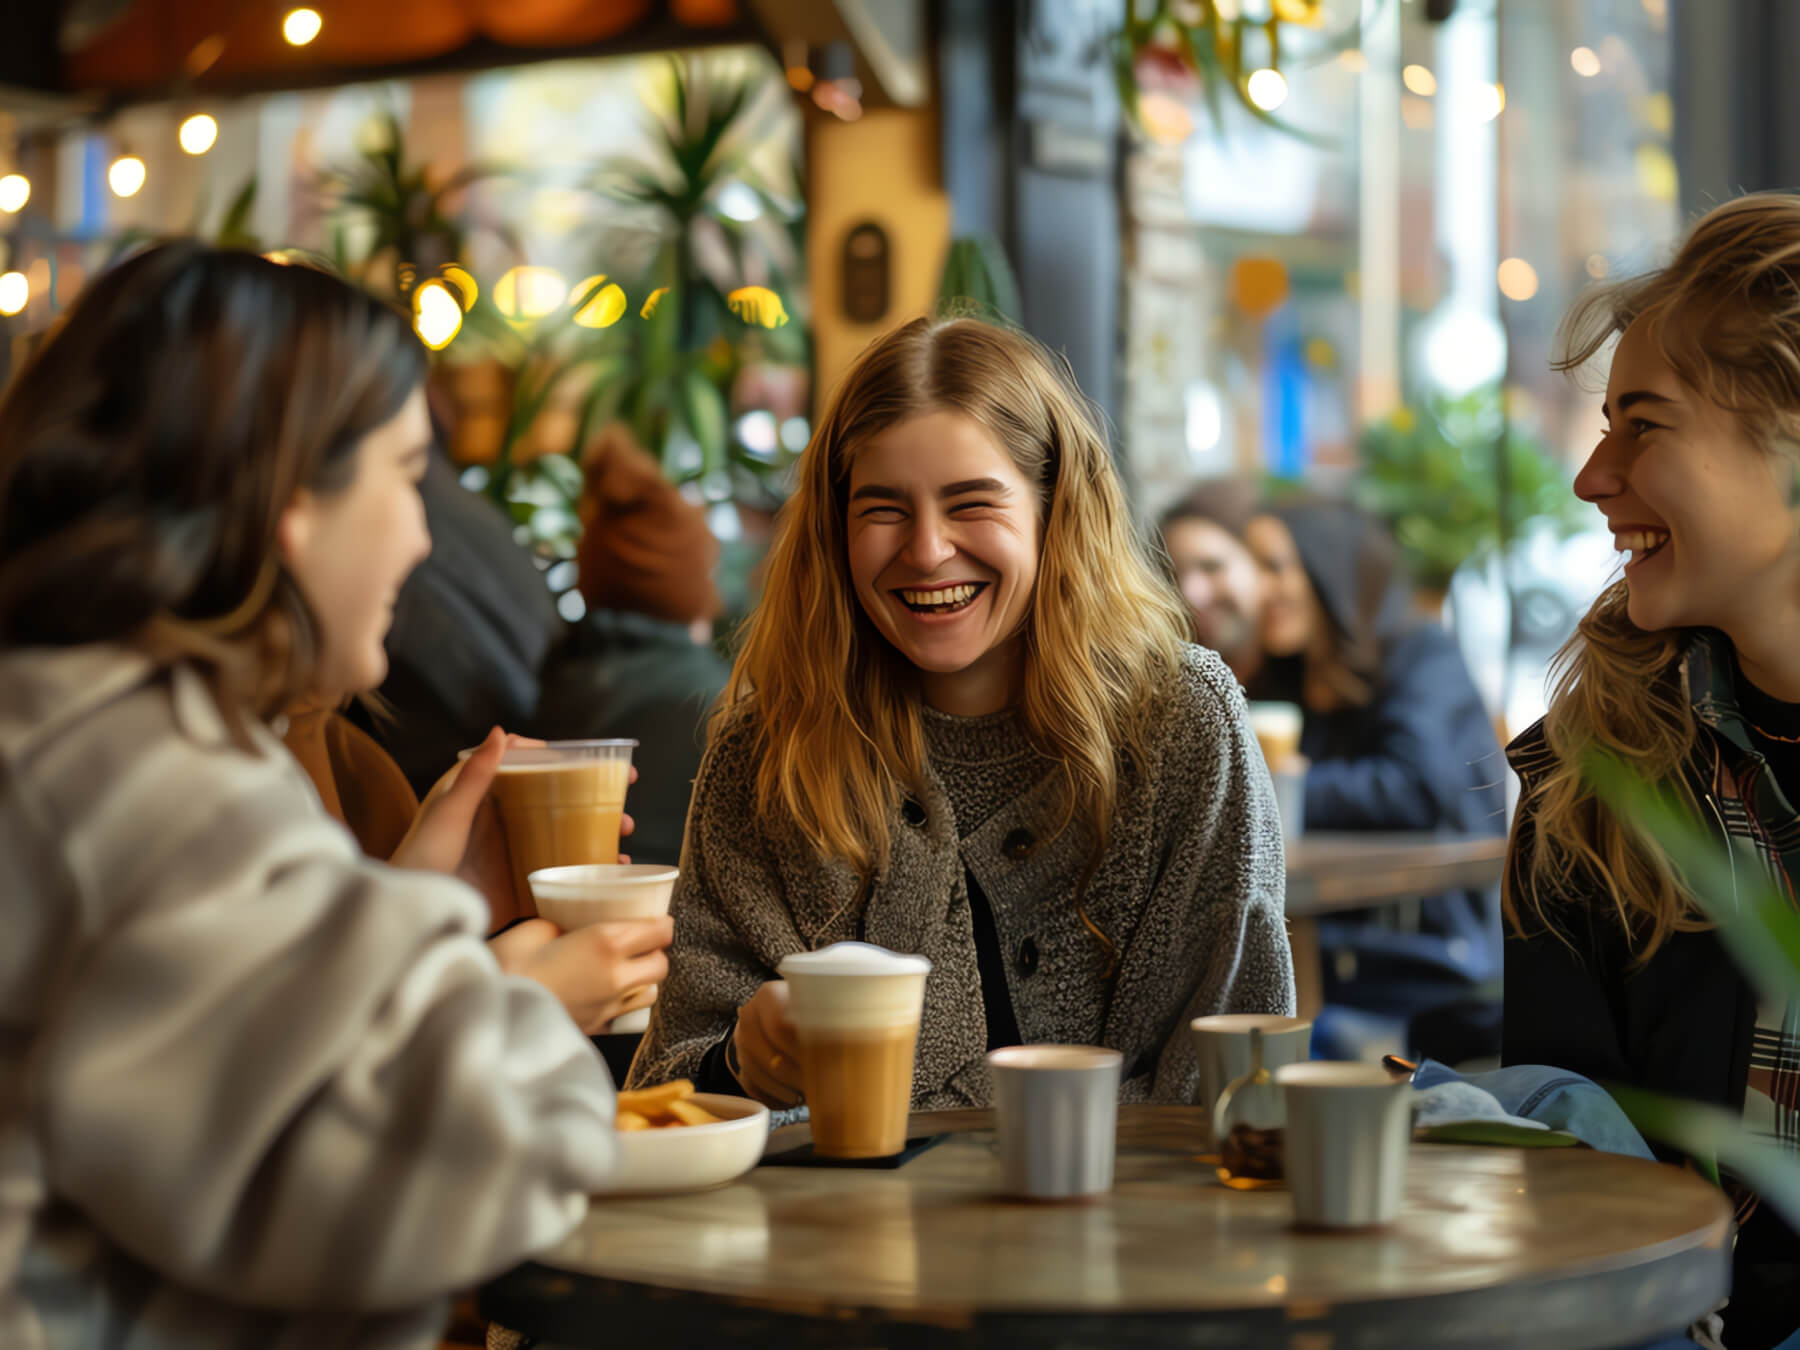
[540,422,732,863]
[1159,478,1265,685]
[1245,498,1505,1063]
[349,413,728,871]
[1504,192,1800,1350]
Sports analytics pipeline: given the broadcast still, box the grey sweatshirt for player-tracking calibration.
[629,644,1295,1105]
[0,646,620,1350]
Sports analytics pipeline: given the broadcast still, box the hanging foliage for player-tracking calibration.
[1112,0,1367,144]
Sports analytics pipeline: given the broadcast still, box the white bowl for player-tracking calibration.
[526,863,679,931]
[598,1093,771,1196]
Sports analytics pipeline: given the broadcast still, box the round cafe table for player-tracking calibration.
[479,1105,1732,1349]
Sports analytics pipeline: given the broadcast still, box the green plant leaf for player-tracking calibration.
[217,176,260,250]
[1611,1086,1800,1229]
[937,234,1024,323]
[679,366,730,476]
[1354,387,1581,591]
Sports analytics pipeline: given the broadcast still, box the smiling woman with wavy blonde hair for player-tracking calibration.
[630,314,1294,1111]
[1502,192,1800,1346]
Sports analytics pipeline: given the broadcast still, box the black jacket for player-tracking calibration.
[1502,723,1757,1126]
[1501,631,1797,1348]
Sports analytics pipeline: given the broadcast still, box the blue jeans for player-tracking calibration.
[1411,1058,1655,1158]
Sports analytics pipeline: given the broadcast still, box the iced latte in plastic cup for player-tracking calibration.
[479,739,637,906]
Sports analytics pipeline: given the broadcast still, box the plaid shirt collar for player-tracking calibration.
[1682,627,1800,864]
[1681,628,1800,1153]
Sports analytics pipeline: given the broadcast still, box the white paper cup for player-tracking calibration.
[1276,1061,1412,1229]
[527,863,678,1033]
[1188,1014,1313,1151]
[988,1044,1123,1200]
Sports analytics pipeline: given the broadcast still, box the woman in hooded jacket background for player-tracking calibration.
[1245,498,1505,1060]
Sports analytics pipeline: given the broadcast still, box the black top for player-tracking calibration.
[1733,653,1800,790]
[1503,703,1796,1348]
[964,869,1023,1050]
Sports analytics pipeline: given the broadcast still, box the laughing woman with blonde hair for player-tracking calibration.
[629,315,1294,1108]
[1504,193,1800,1348]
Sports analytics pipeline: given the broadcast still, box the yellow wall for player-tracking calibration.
[807,106,950,406]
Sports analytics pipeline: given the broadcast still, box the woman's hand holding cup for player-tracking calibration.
[731,980,805,1107]
[489,914,672,1036]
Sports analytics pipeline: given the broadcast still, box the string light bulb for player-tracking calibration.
[0,174,28,213]
[283,8,322,46]
[0,271,27,317]
[1498,257,1540,301]
[108,154,146,198]
[412,280,464,350]
[179,113,218,155]
[1246,68,1289,111]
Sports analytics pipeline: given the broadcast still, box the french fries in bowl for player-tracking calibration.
[601,1079,771,1195]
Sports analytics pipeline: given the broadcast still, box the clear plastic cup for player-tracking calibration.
[473,739,638,907]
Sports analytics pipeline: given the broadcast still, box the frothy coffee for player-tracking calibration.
[779,943,931,1159]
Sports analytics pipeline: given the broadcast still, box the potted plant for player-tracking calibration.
[578,52,808,505]
[1353,387,1585,607]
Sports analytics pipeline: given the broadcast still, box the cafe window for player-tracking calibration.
[1120,0,1675,731]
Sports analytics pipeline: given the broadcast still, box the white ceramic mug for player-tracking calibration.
[1188,1014,1313,1151]
[1276,1061,1413,1229]
[988,1044,1122,1200]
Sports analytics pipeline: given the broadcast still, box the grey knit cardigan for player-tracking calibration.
[628,643,1295,1105]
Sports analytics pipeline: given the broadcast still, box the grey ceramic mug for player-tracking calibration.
[987,1044,1123,1200]
[1276,1061,1413,1228]
[1188,1014,1314,1152]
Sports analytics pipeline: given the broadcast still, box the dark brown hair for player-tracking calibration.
[1255,497,1404,710]
[1158,477,1257,541]
[0,243,425,733]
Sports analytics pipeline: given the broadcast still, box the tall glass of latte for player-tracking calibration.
[778,943,932,1159]
[479,740,637,905]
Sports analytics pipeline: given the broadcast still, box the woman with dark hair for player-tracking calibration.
[0,244,632,1349]
[1244,499,1504,1059]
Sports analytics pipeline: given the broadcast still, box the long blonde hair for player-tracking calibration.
[721,316,1191,890]
[1509,192,1800,959]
